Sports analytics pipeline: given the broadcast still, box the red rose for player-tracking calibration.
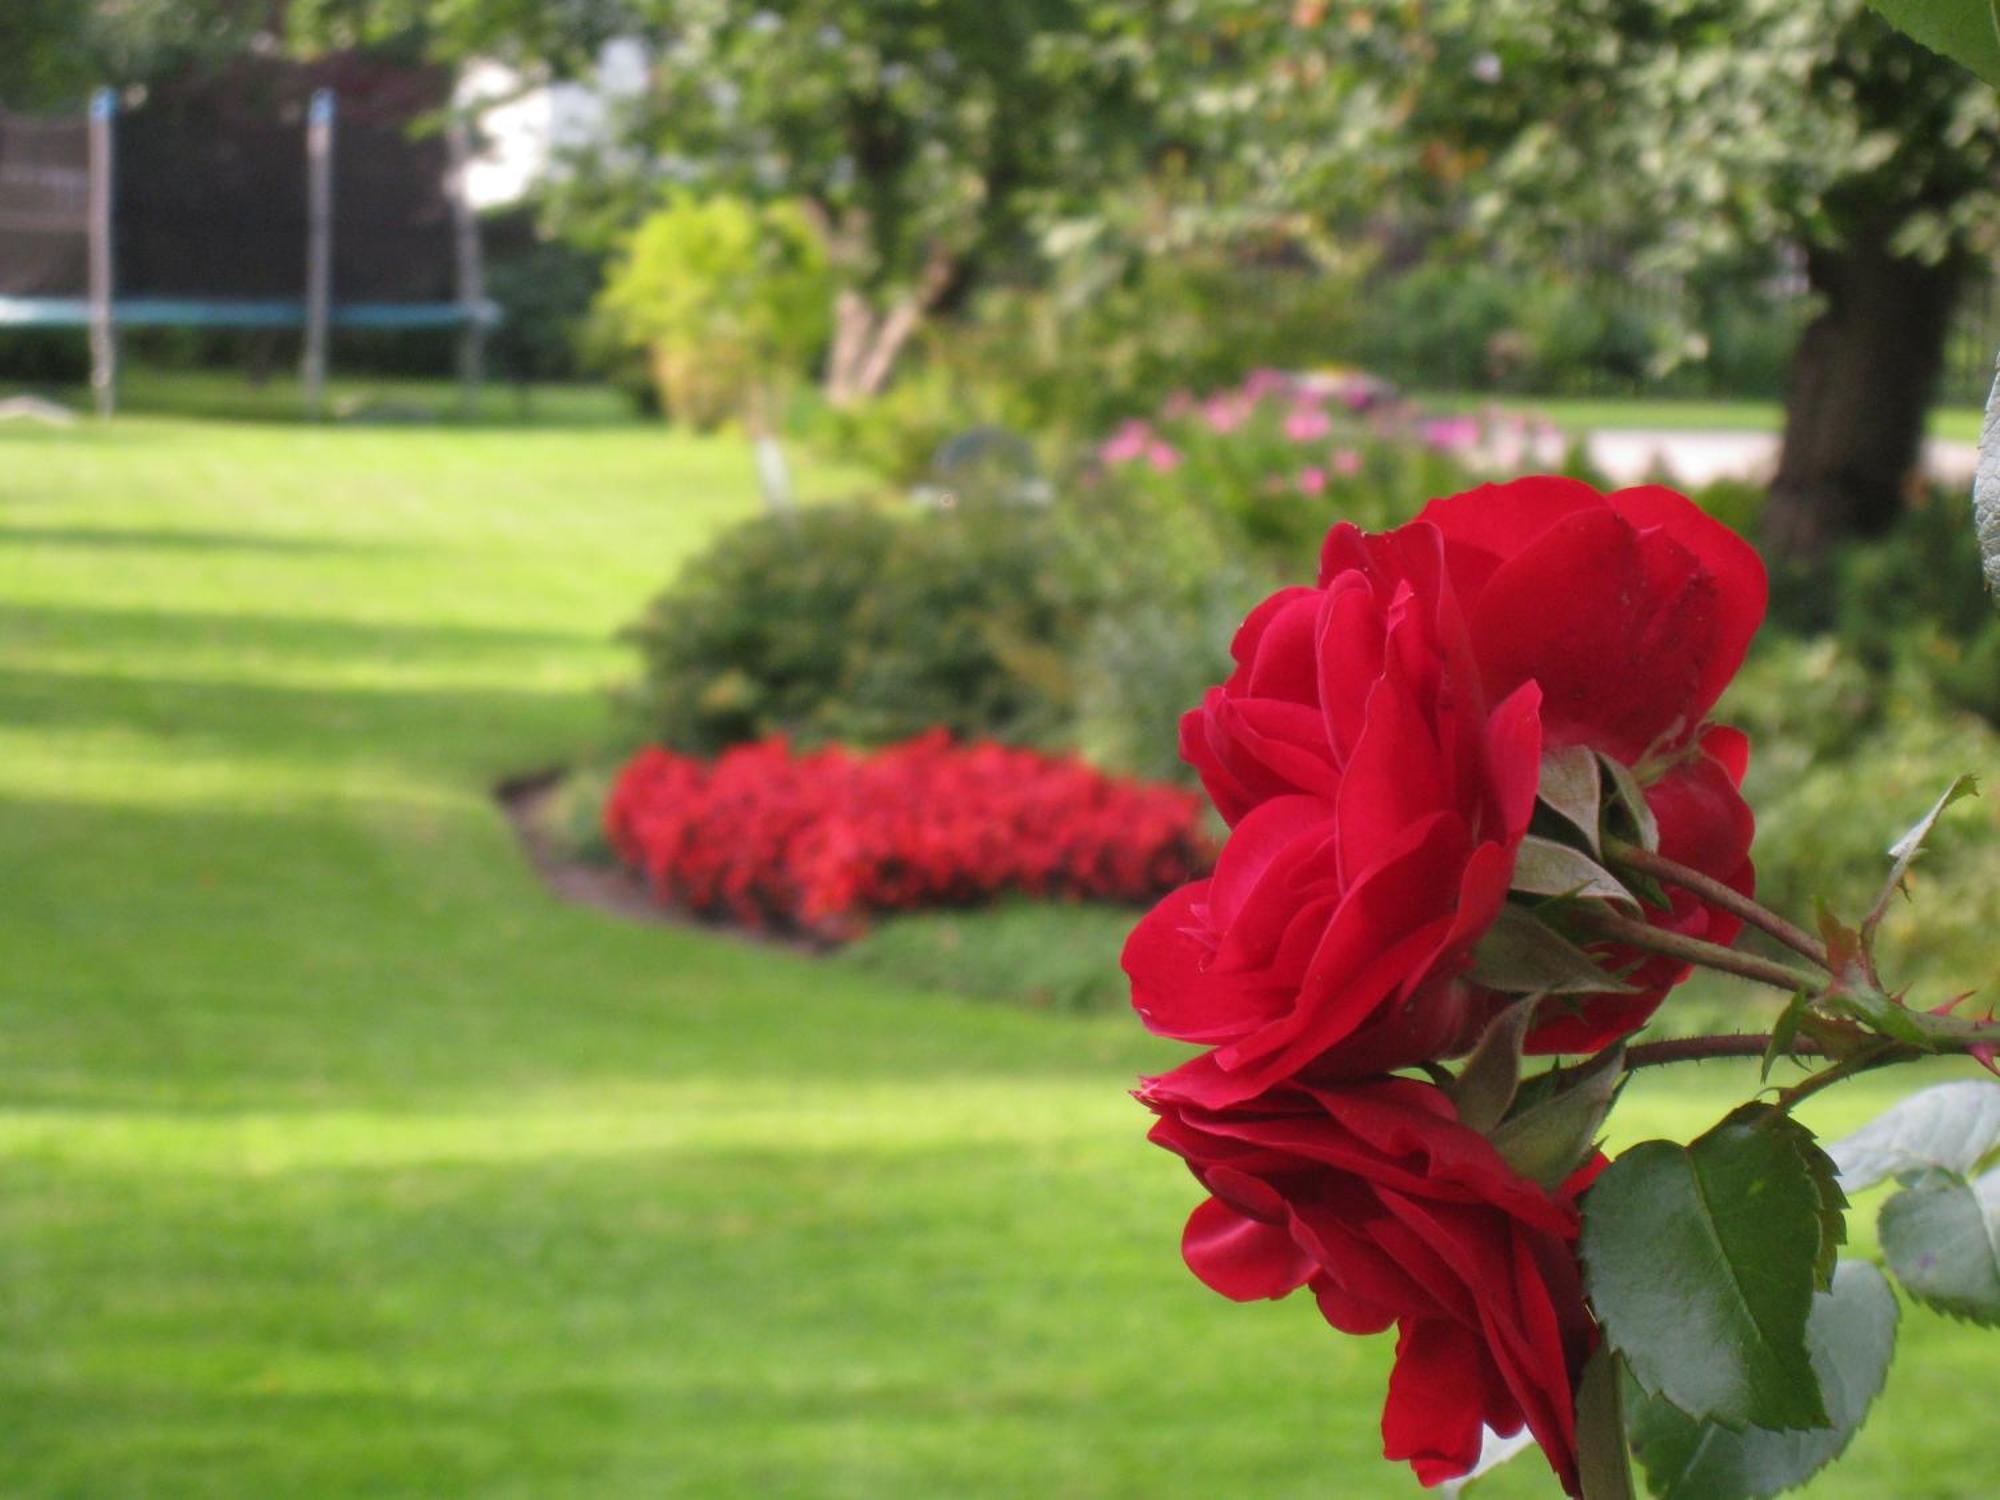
[1144,1075,1600,1496]
[1130,523,1543,1104]
[1389,479,1764,767]
[1166,478,1764,1062]
[1381,479,1764,1052]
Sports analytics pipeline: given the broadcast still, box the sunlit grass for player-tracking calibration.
[0,392,1992,1497]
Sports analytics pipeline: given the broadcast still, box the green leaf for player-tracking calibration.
[1599,754,1660,853]
[1878,1168,2000,1326]
[1627,1261,1899,1500]
[1452,999,1538,1135]
[1869,776,1979,935]
[1539,745,1604,853]
[1469,904,1640,996]
[1582,1106,1836,1431]
[1819,986,1935,1047]
[1790,1123,1849,1293]
[1826,1080,2000,1193]
[1866,0,2000,87]
[1491,1045,1626,1191]
[1512,836,1640,907]
[1577,1344,1638,1500]
[1761,992,1813,1082]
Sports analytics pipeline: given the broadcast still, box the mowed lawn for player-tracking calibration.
[1,402,1994,1498]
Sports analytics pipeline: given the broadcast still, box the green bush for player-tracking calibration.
[595,194,831,427]
[622,501,1096,755]
[1074,578,1260,785]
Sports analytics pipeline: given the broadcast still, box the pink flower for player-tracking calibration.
[1146,440,1183,473]
[1297,466,1328,495]
[1099,419,1153,465]
[1202,396,1249,435]
[1333,448,1362,477]
[1243,367,1291,401]
[1284,405,1333,443]
[1418,416,1481,453]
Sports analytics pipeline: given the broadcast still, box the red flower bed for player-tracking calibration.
[605,731,1214,940]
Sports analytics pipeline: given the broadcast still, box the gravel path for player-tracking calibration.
[1582,428,1977,488]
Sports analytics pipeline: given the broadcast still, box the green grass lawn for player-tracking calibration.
[2,396,1995,1497]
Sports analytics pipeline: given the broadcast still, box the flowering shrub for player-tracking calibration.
[1090,367,1567,567]
[606,732,1212,941]
[1130,475,2000,1497]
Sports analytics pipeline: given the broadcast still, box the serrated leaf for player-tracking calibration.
[1599,754,1660,853]
[1540,745,1604,853]
[1491,1045,1626,1191]
[1513,836,1641,907]
[1452,999,1538,1135]
[1790,1125,1849,1292]
[1627,1261,1899,1500]
[1827,1080,2000,1193]
[1582,1106,1833,1432]
[1470,904,1641,996]
[1878,1168,2000,1326]
[1866,0,2000,87]
[1577,1344,1638,1500]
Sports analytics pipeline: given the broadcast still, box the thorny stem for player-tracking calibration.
[1577,909,1828,996]
[1624,1033,1826,1070]
[1624,1033,1919,1110]
[1772,1040,1910,1112]
[1604,836,1832,972]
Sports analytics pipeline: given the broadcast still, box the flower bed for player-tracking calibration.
[605,731,1213,941]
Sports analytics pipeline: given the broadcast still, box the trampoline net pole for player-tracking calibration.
[446,116,484,414]
[87,88,116,418]
[302,88,334,417]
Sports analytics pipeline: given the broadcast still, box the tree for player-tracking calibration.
[296,0,1160,405]
[1099,0,2000,559]
[1,1,273,108]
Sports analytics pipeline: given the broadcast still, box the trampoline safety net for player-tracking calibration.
[0,109,89,299]
[0,58,484,325]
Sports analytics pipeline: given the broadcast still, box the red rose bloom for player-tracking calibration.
[1169,478,1764,1059]
[1390,479,1765,1051]
[1145,1075,1600,1496]
[1130,523,1543,1104]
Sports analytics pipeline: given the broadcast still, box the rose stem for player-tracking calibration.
[1772,1040,1909,1112]
[1579,909,1828,995]
[1624,1033,1824,1070]
[1603,836,1832,972]
[1624,1033,1919,1107]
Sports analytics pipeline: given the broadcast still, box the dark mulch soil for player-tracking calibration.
[495,768,820,952]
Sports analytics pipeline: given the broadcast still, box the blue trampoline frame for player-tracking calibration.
[0,296,498,330]
[0,294,496,328]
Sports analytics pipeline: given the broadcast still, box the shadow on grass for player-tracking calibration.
[0,600,599,661]
[0,524,414,556]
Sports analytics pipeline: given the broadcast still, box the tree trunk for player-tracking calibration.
[820,244,955,408]
[1764,226,1965,562]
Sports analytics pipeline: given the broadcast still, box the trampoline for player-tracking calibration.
[0,77,498,416]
